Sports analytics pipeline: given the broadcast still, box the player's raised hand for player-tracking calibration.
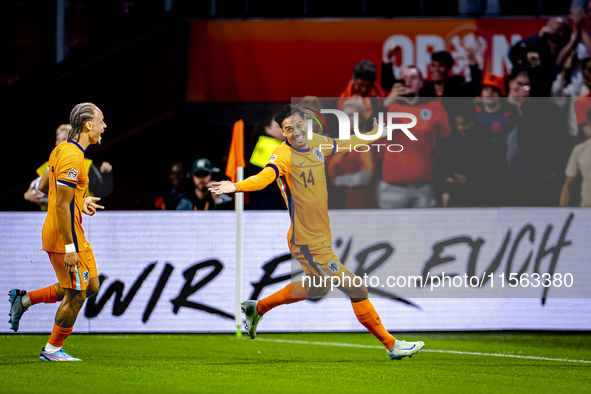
[386,45,400,63]
[83,196,104,216]
[209,181,237,195]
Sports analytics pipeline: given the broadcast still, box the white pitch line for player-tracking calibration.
[248,338,591,364]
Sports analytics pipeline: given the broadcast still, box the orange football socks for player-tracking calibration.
[256,281,308,315]
[46,323,73,351]
[28,285,59,306]
[352,298,396,350]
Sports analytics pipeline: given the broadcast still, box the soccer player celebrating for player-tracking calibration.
[8,103,106,361]
[210,104,425,360]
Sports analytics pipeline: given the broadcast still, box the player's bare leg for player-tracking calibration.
[336,271,425,360]
[39,276,99,361]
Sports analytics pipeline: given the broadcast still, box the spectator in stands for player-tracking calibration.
[560,111,591,206]
[551,51,582,138]
[326,98,377,209]
[556,3,591,98]
[441,103,507,207]
[177,158,231,210]
[338,60,387,118]
[505,81,572,206]
[420,49,482,97]
[475,74,512,140]
[154,161,188,210]
[377,65,451,209]
[509,36,557,97]
[248,111,287,210]
[526,17,573,71]
[506,68,531,116]
[24,124,114,210]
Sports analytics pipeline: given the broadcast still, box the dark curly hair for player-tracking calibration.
[274,104,306,130]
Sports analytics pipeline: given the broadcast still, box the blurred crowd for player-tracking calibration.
[24,5,591,211]
[234,6,591,210]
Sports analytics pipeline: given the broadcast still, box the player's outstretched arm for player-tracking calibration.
[211,166,278,195]
[209,181,238,195]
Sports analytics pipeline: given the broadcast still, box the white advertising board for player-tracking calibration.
[1,209,589,334]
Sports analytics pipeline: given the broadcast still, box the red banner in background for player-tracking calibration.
[187,18,547,103]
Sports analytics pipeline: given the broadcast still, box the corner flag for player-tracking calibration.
[226,119,245,183]
[226,119,246,337]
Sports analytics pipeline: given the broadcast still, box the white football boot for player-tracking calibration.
[387,339,425,360]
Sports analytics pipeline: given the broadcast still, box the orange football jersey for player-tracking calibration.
[42,140,90,253]
[235,132,383,245]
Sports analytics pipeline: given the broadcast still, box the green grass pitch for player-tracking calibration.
[1,332,590,393]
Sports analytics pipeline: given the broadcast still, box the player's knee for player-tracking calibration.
[63,291,86,311]
[86,281,100,299]
[307,283,329,299]
[349,282,368,301]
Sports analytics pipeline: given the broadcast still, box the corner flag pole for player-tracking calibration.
[235,167,244,337]
[226,120,245,337]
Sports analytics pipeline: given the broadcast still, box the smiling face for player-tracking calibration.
[281,113,309,150]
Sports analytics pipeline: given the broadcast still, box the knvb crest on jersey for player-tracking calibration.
[312,147,324,162]
[327,261,340,274]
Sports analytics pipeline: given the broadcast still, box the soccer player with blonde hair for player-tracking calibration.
[9,103,106,361]
[210,104,425,360]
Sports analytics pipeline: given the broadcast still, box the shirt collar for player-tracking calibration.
[285,139,310,153]
[67,140,85,153]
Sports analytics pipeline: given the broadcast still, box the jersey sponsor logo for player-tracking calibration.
[268,154,277,163]
[327,261,340,273]
[65,168,79,181]
[83,270,89,283]
[420,109,432,120]
[298,160,305,166]
[312,148,324,162]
